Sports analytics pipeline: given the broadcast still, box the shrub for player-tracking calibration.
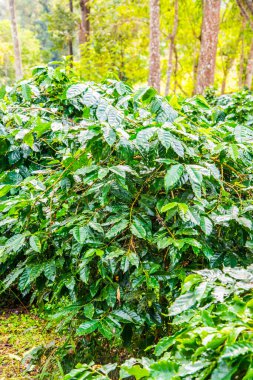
[0,66,252,371]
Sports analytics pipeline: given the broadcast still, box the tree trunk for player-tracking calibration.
[9,0,22,80]
[246,39,253,88]
[244,0,253,16]
[192,53,199,95]
[239,20,246,88]
[221,71,228,94]
[79,0,90,45]
[236,0,253,29]
[149,0,160,92]
[165,0,178,96]
[69,0,74,63]
[195,0,221,94]
[239,41,245,88]
[173,44,178,92]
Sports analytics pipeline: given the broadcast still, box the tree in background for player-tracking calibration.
[246,41,253,87]
[2,0,253,93]
[46,0,77,59]
[75,0,149,83]
[8,0,22,80]
[69,0,74,58]
[236,0,253,88]
[195,0,221,94]
[218,2,241,94]
[165,0,178,95]
[149,0,160,91]
[79,0,90,45]
[0,20,42,85]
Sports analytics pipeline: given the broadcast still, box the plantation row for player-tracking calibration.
[0,66,253,379]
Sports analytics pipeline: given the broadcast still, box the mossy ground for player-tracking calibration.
[0,308,61,379]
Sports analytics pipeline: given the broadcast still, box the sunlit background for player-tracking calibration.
[1,0,252,95]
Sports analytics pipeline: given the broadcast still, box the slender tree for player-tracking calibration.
[165,0,178,95]
[195,0,221,94]
[236,0,253,28]
[246,40,253,88]
[238,18,246,88]
[149,0,160,92]
[236,0,253,88]
[9,0,22,80]
[245,0,253,14]
[69,0,74,58]
[79,0,90,45]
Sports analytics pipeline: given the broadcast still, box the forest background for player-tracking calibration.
[1,0,253,96]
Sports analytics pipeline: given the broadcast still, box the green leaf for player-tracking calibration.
[44,260,56,281]
[154,336,176,356]
[121,365,150,380]
[150,360,179,380]
[221,342,253,359]
[76,320,99,336]
[103,125,116,146]
[170,136,184,157]
[106,220,129,240]
[200,216,213,235]
[79,263,90,284]
[157,129,172,149]
[103,284,116,307]
[66,84,87,99]
[21,84,32,101]
[107,105,122,127]
[109,166,126,178]
[29,235,41,253]
[6,234,26,252]
[161,202,178,213]
[73,226,88,245]
[3,266,25,290]
[164,164,184,191]
[18,268,31,292]
[8,150,21,165]
[0,185,12,197]
[83,304,94,320]
[81,88,100,106]
[98,320,114,340]
[168,291,196,316]
[210,361,238,380]
[130,218,147,239]
[96,99,108,121]
[0,137,10,154]
[186,165,203,198]
[111,310,133,323]
[23,132,34,148]
[34,119,51,137]
[136,127,157,150]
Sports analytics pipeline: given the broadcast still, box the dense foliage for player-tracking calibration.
[66,266,253,379]
[0,65,253,377]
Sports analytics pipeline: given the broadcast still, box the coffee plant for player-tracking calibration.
[0,65,252,377]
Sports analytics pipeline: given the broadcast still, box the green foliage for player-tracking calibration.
[68,265,253,379]
[0,65,253,375]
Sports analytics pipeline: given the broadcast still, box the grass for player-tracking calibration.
[0,307,61,379]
